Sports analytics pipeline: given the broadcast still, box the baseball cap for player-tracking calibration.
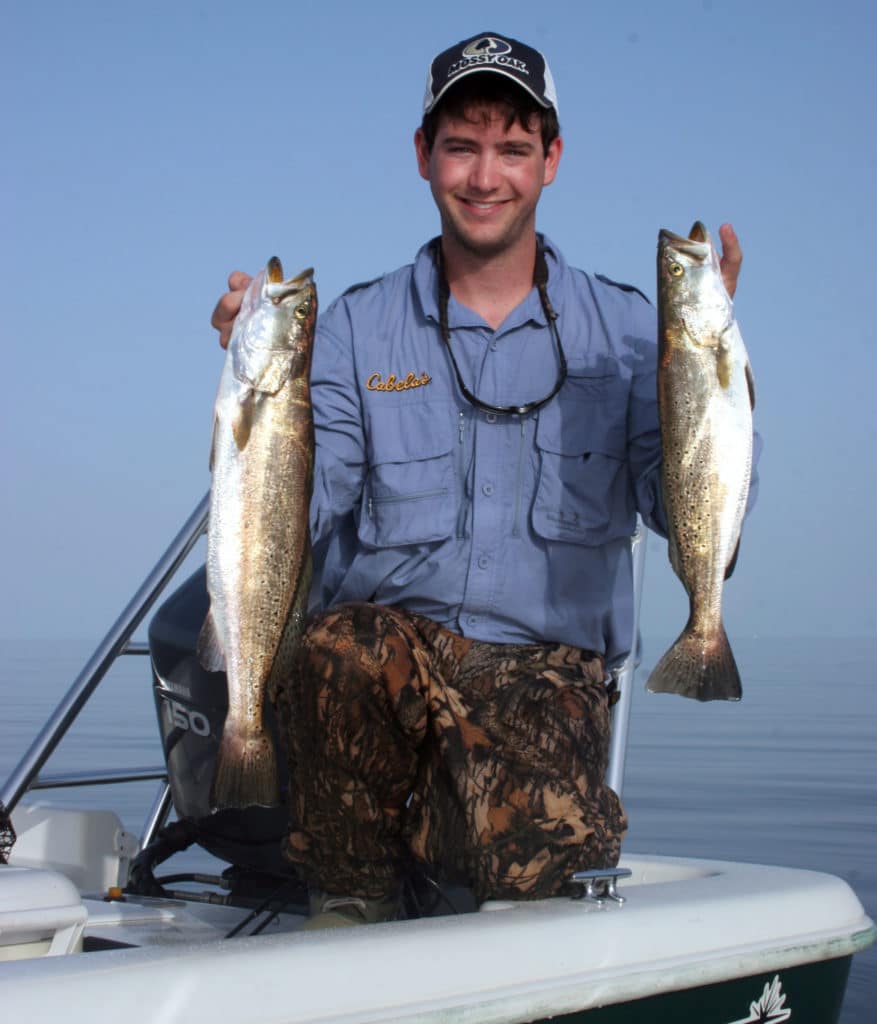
[422,32,559,116]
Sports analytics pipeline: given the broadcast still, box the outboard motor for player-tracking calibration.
[147,565,291,874]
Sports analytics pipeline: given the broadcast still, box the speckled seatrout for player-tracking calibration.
[647,222,754,702]
[198,259,317,808]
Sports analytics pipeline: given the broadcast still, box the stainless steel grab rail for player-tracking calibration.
[0,493,209,820]
[29,767,169,790]
[606,520,647,800]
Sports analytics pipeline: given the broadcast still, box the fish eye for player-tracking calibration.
[294,302,310,320]
[669,261,684,277]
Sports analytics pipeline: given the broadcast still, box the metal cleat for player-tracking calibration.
[570,867,632,905]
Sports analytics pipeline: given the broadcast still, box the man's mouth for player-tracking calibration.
[458,197,508,212]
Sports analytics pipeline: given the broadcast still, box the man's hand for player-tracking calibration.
[210,271,253,350]
[718,223,742,299]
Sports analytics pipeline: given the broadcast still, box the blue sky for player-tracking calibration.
[3,0,876,652]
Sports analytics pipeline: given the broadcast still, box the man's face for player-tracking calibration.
[414,103,562,260]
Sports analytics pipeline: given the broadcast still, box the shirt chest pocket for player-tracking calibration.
[359,402,458,548]
[532,372,635,545]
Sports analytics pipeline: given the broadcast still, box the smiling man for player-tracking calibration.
[416,69,561,283]
[210,31,745,929]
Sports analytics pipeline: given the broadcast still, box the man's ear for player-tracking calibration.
[414,127,431,181]
[543,135,563,186]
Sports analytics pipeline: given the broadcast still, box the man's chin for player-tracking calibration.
[446,223,524,260]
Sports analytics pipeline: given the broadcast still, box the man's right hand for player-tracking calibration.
[210,271,253,350]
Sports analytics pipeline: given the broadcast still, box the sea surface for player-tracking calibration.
[1,633,874,1021]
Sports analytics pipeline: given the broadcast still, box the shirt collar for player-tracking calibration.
[412,234,567,332]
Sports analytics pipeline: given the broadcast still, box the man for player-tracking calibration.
[211,32,746,928]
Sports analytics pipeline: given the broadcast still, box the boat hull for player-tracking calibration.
[1,850,873,1023]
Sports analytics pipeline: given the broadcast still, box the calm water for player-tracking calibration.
[1,633,874,1021]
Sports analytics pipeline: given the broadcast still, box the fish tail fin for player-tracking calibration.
[210,724,280,810]
[646,622,742,702]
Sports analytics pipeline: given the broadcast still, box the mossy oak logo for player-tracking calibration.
[449,37,529,78]
[727,975,791,1023]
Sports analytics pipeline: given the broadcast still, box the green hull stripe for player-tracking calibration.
[533,955,853,1024]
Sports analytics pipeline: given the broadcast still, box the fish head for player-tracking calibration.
[657,222,732,346]
[252,258,316,342]
[230,259,318,392]
[263,259,317,358]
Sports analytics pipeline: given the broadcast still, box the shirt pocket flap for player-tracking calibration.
[360,402,457,547]
[366,401,455,465]
[535,371,626,459]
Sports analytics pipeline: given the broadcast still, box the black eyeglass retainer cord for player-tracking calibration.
[435,241,568,418]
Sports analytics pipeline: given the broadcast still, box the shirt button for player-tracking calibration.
[477,556,489,569]
[467,615,479,626]
[482,482,494,496]
[486,413,497,424]
[490,341,498,351]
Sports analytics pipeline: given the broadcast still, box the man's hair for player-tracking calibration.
[419,75,560,156]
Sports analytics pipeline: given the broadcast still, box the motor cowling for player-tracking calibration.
[147,566,291,873]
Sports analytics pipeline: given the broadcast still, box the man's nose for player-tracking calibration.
[469,151,500,192]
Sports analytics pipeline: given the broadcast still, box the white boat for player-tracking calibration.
[1,498,873,1022]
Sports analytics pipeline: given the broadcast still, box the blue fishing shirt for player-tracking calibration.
[308,235,757,665]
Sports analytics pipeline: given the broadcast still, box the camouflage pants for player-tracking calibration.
[270,603,627,904]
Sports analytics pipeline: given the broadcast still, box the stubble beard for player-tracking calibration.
[440,206,536,263]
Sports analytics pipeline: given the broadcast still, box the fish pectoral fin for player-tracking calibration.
[716,346,733,388]
[232,389,257,450]
[715,334,735,389]
[745,360,756,410]
[197,610,227,673]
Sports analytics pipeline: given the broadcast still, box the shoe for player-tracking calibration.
[301,891,398,931]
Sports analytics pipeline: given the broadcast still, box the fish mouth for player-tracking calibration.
[263,257,314,301]
[658,221,711,255]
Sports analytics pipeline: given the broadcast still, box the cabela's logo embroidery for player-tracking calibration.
[727,975,791,1024]
[366,371,432,393]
